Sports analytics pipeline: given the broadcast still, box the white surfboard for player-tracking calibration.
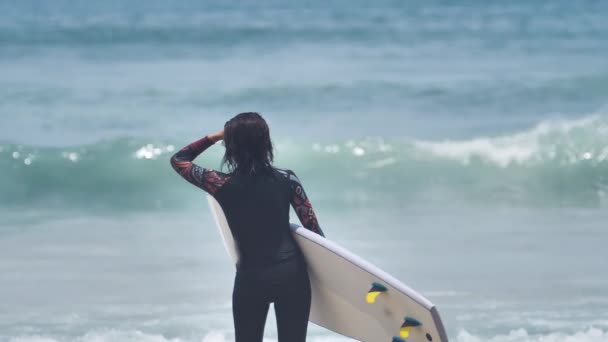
[207,195,448,342]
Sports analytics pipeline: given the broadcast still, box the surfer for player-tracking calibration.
[170,112,324,342]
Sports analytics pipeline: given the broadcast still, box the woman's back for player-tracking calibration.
[214,169,301,270]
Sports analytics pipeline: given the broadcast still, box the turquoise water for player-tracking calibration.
[1,1,608,341]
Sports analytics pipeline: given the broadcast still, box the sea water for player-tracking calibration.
[1,1,608,341]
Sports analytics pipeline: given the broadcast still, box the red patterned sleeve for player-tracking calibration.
[285,169,325,237]
[170,136,230,195]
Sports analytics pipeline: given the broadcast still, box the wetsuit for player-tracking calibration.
[170,135,324,342]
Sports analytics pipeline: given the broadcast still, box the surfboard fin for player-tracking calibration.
[366,281,388,303]
[392,337,407,342]
[400,316,422,338]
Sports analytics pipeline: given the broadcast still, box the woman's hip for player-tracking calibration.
[233,256,309,299]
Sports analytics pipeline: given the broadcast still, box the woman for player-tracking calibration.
[170,112,325,342]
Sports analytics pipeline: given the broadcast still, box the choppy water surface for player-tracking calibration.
[1,1,608,341]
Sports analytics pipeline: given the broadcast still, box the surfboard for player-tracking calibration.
[207,195,448,342]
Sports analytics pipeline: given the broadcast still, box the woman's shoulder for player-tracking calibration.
[272,167,300,184]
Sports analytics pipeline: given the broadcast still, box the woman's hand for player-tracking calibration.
[208,129,224,143]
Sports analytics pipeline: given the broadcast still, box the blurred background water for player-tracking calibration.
[1,1,608,341]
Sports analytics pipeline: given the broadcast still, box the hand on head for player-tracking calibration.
[209,130,224,142]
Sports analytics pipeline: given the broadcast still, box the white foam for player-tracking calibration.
[201,331,226,342]
[8,330,186,342]
[457,327,608,342]
[134,144,174,160]
[77,330,185,342]
[9,337,58,342]
[367,157,397,168]
[9,327,608,342]
[414,115,604,167]
[7,330,274,342]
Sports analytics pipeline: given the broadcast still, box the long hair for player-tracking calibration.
[222,112,274,176]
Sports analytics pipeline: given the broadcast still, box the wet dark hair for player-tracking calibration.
[222,112,274,176]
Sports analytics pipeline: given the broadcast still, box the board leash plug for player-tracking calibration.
[366,281,388,304]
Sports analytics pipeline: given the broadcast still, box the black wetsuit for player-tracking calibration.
[170,135,324,342]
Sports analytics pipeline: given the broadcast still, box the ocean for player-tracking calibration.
[1,1,607,341]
